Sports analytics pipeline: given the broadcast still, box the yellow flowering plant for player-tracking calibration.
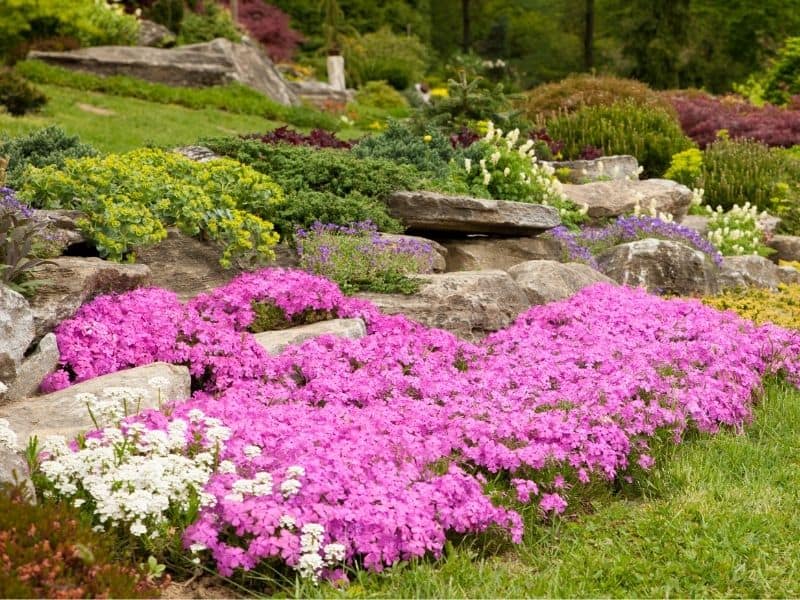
[19,149,283,266]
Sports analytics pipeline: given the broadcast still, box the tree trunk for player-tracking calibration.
[583,0,594,70]
[462,0,471,53]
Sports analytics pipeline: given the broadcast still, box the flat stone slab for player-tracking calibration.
[254,318,367,355]
[441,236,566,272]
[386,190,560,236]
[562,179,693,223]
[0,362,190,445]
[359,270,530,341]
[769,235,800,263]
[30,38,299,106]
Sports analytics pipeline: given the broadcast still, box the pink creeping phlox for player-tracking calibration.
[41,269,800,579]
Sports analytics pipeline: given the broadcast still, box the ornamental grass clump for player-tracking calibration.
[18,149,283,267]
[296,221,435,294]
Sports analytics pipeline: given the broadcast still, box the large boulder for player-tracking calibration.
[28,257,152,338]
[545,155,640,183]
[597,239,720,296]
[29,38,299,106]
[136,19,175,47]
[0,286,35,391]
[562,179,693,223]
[385,191,560,236]
[4,334,58,404]
[0,362,190,445]
[376,233,448,272]
[359,270,530,341]
[768,235,800,263]
[718,255,781,290]
[507,260,616,304]
[135,228,297,301]
[441,236,566,271]
[254,318,367,355]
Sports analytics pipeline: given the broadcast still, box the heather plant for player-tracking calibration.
[699,138,797,213]
[0,482,162,598]
[247,126,352,149]
[352,121,454,179]
[296,221,434,294]
[19,149,282,266]
[0,126,97,190]
[545,101,694,177]
[668,92,800,148]
[519,74,674,121]
[705,203,773,257]
[37,270,800,584]
[455,122,588,229]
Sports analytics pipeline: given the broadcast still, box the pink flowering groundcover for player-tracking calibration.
[41,269,800,578]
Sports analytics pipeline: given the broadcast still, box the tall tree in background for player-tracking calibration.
[583,0,594,70]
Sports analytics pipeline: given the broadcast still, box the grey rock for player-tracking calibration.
[28,257,151,338]
[562,179,693,223]
[174,145,220,163]
[5,333,58,403]
[289,80,354,108]
[768,234,800,263]
[718,255,781,290]
[441,236,566,272]
[0,362,190,445]
[30,38,299,106]
[759,213,781,236]
[386,190,560,236]
[136,19,175,47]
[0,447,35,502]
[597,239,720,296]
[778,265,800,285]
[546,155,640,183]
[254,318,367,355]
[136,228,297,301]
[680,215,710,237]
[358,270,530,341]
[507,260,615,304]
[0,286,34,388]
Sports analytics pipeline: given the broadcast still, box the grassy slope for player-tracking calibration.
[0,85,364,153]
[296,378,800,598]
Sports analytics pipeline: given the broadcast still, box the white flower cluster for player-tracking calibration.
[633,198,674,223]
[706,202,767,256]
[0,418,19,451]
[38,394,231,539]
[296,522,347,582]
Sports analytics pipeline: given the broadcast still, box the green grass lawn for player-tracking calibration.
[289,378,800,598]
[0,85,365,153]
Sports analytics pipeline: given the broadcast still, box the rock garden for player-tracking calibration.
[4,1,800,597]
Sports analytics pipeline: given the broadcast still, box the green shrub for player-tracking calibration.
[761,37,800,106]
[176,3,241,45]
[453,122,588,229]
[0,0,138,60]
[0,484,161,598]
[0,126,96,190]
[705,203,773,257]
[545,101,694,177]
[272,190,401,238]
[519,74,675,121]
[341,28,427,90]
[699,138,797,213]
[19,149,282,267]
[204,137,420,200]
[0,70,46,117]
[354,80,409,110]
[15,60,341,130]
[664,147,704,187]
[147,0,184,34]
[352,120,454,179]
